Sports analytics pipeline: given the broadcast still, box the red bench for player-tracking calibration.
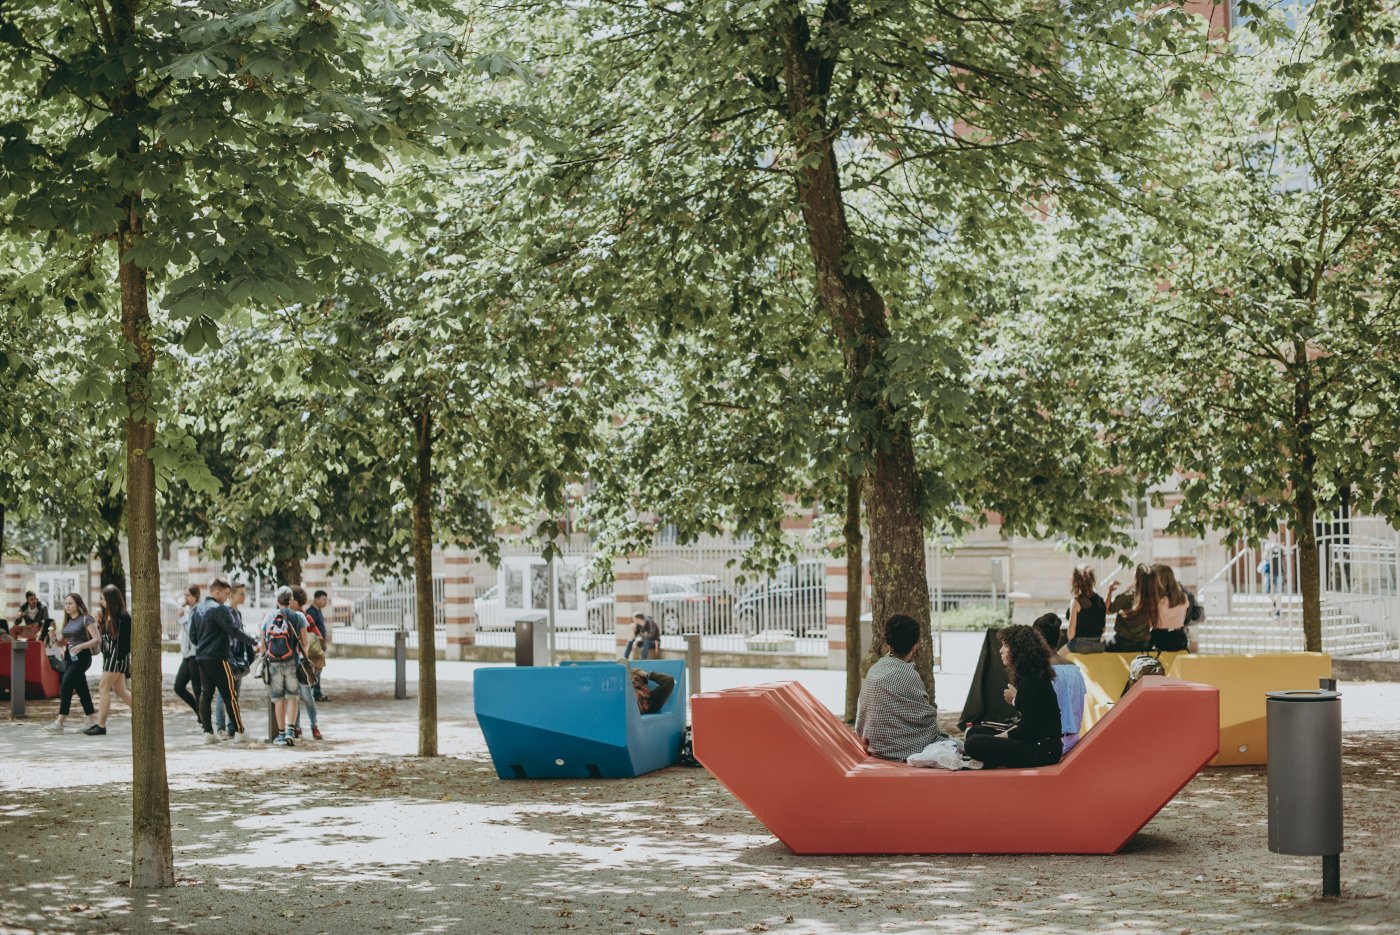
[0,641,62,700]
[691,675,1218,855]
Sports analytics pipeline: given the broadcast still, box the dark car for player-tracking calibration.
[731,560,827,637]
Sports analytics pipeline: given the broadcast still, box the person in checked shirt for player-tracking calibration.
[855,614,949,760]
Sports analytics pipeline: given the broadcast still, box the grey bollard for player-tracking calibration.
[514,613,548,666]
[1267,680,1343,897]
[267,699,279,743]
[394,630,408,699]
[11,640,26,717]
[685,634,702,696]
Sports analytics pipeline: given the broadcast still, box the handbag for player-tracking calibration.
[294,655,315,685]
[46,647,68,675]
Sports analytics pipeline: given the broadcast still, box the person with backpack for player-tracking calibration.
[289,587,324,740]
[191,577,257,744]
[260,586,309,747]
[215,582,254,739]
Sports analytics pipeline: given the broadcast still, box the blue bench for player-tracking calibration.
[474,660,687,779]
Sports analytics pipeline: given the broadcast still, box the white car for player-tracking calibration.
[473,585,587,631]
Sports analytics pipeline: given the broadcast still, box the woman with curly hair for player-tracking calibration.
[964,624,1064,769]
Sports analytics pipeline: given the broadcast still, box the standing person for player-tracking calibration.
[215,582,254,739]
[1149,564,1191,652]
[260,587,308,747]
[172,584,203,726]
[85,585,133,736]
[1064,565,1106,655]
[42,593,101,733]
[1105,564,1157,653]
[191,577,257,744]
[289,587,322,740]
[309,589,332,702]
[964,624,1063,769]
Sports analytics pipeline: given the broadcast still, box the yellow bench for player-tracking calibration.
[1069,652,1332,766]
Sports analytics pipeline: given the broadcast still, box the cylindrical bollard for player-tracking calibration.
[1267,682,1343,897]
[394,629,408,699]
[11,640,26,718]
[685,634,702,696]
[267,699,278,743]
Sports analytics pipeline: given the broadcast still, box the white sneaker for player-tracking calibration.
[202,732,219,744]
[43,718,64,733]
[232,732,247,744]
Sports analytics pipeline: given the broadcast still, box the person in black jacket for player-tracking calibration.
[964,624,1063,769]
[190,577,257,743]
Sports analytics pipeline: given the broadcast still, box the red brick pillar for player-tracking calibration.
[2,556,31,619]
[614,556,649,657]
[442,546,477,660]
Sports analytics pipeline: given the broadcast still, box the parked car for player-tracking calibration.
[585,574,734,635]
[349,580,444,630]
[474,584,589,631]
[732,560,826,637]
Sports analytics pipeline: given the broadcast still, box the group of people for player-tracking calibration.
[856,563,1198,772]
[173,580,331,746]
[13,576,332,747]
[1064,562,1200,654]
[11,586,134,736]
[856,614,1087,771]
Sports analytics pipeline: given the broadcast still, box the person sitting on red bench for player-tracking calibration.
[964,625,1064,769]
[855,615,948,760]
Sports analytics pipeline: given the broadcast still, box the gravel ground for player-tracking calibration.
[2,664,1397,935]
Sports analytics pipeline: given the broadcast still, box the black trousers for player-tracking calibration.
[197,659,244,735]
[1151,628,1188,652]
[59,650,94,716]
[964,733,1061,769]
[174,656,202,714]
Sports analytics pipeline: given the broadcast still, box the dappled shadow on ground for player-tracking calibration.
[4,734,1400,935]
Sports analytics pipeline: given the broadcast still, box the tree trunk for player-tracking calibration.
[97,493,127,594]
[779,7,934,699]
[1289,349,1322,653]
[843,473,863,723]
[413,406,438,757]
[121,193,174,889]
[274,553,303,587]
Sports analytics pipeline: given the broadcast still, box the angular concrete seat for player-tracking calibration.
[474,660,685,779]
[1070,652,1331,765]
[691,676,1217,854]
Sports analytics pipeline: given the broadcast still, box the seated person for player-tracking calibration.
[855,614,948,761]
[630,667,676,714]
[13,591,52,641]
[1149,564,1191,652]
[1105,564,1154,653]
[964,624,1063,769]
[1034,614,1087,752]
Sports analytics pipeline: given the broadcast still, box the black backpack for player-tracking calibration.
[678,725,702,768]
[1122,651,1166,696]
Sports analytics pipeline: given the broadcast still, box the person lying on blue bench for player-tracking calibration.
[630,667,676,714]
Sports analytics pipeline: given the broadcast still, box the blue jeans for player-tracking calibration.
[624,639,656,660]
[214,674,244,732]
[294,683,317,729]
[1067,637,1104,654]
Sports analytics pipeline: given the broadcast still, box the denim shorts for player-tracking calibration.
[1067,637,1105,654]
[267,662,299,700]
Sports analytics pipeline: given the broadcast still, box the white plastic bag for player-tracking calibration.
[907,738,983,770]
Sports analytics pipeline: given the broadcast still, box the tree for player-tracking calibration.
[1,0,460,887]
[1109,3,1400,651]
[506,0,1211,700]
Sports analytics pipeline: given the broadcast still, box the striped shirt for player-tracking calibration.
[855,655,948,761]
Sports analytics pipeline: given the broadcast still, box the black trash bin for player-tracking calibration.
[1266,686,1342,895]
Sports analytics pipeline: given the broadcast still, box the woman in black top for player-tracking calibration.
[1065,564,1106,654]
[87,585,133,736]
[964,625,1063,769]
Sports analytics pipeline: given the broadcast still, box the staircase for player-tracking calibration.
[1192,594,1398,657]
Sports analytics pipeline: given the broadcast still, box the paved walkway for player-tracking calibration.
[1,656,1397,934]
